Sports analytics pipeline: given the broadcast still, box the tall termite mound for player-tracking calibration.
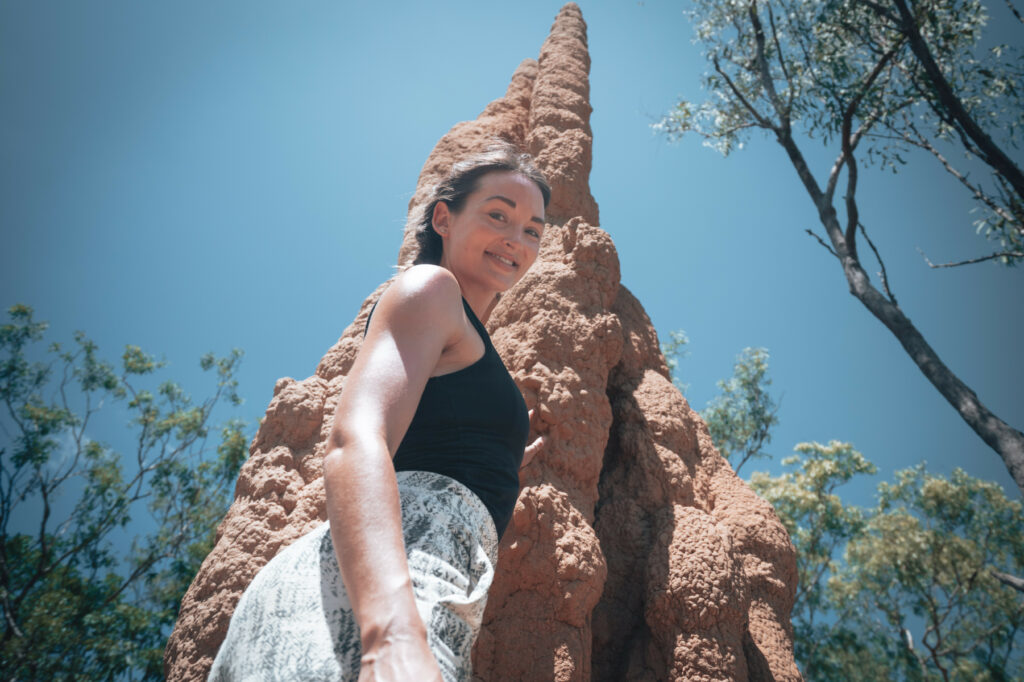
[165,4,801,680]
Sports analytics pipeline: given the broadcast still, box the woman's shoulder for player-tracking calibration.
[387,265,462,309]
[394,264,459,295]
[369,265,463,335]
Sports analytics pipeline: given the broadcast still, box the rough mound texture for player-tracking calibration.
[165,4,801,680]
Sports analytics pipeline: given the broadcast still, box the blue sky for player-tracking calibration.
[2,0,1021,520]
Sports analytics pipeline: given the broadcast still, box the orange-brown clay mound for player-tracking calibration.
[164,4,800,681]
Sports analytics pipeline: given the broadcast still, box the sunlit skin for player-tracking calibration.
[322,170,547,680]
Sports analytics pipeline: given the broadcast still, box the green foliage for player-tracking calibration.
[0,305,250,680]
[752,445,1024,680]
[662,333,779,474]
[702,347,779,474]
[751,442,887,679]
[657,0,1023,264]
[836,466,1024,679]
[751,441,876,626]
[666,330,1023,677]
[660,329,691,395]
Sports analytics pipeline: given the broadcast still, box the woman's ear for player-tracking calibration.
[432,202,450,237]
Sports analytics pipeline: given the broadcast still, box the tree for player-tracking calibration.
[702,347,780,474]
[0,305,250,679]
[666,335,1024,678]
[749,441,891,679]
[660,329,692,395]
[655,0,1024,495]
[752,447,1024,680]
[662,335,779,474]
[837,465,1024,679]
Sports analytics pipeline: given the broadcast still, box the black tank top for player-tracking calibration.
[364,296,528,537]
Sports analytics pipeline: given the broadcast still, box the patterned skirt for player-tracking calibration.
[208,471,499,682]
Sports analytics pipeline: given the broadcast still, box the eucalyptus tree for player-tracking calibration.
[749,442,889,680]
[656,0,1024,494]
[701,347,780,474]
[661,336,780,474]
[666,335,1024,677]
[753,446,1024,680]
[834,465,1024,680]
[0,305,250,679]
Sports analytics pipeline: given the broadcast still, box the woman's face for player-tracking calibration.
[433,170,546,296]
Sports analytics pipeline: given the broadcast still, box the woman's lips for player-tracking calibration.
[486,251,517,268]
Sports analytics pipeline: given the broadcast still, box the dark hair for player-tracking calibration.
[412,142,551,266]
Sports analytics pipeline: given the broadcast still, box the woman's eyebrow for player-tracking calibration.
[485,194,516,208]
[485,195,544,225]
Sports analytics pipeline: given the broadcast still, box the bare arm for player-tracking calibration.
[323,266,464,678]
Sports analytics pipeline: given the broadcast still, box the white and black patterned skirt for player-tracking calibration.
[208,471,499,682]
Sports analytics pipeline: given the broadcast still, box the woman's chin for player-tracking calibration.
[494,275,526,293]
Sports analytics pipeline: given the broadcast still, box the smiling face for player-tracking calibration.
[433,170,546,303]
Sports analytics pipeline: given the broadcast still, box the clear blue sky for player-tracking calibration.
[2,0,1021,518]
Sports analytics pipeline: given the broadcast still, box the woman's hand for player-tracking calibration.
[357,627,442,682]
[522,408,546,469]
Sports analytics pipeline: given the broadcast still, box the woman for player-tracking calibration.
[208,144,550,682]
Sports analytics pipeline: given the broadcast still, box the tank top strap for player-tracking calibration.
[364,295,490,345]
[461,297,492,350]
[363,299,380,338]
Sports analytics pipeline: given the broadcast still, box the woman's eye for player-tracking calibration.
[489,211,506,222]
[526,229,541,239]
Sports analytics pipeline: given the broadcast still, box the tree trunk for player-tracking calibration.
[890,0,1024,200]
[773,128,1024,497]
[837,253,1024,497]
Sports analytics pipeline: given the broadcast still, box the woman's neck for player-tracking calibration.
[460,287,497,325]
[436,259,497,324]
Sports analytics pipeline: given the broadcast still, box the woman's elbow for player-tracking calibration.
[324,425,358,473]
[323,422,387,474]
[325,423,349,459]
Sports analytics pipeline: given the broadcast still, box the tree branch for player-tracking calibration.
[776,110,1024,498]
[903,118,1020,228]
[858,222,898,305]
[104,543,172,608]
[749,1,790,126]
[825,38,905,205]
[36,470,51,578]
[842,136,861,261]
[765,2,795,112]
[712,54,775,131]
[890,0,1024,200]
[840,242,1024,496]
[1004,0,1024,25]
[917,248,1024,268]
[805,229,839,258]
